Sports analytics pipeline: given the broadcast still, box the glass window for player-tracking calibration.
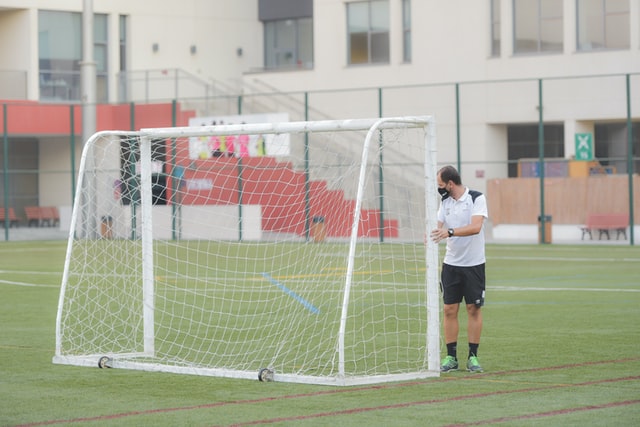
[402,0,411,62]
[297,18,313,67]
[38,10,108,102]
[595,122,640,173]
[577,0,629,50]
[120,15,127,72]
[118,15,128,103]
[491,0,501,56]
[95,14,108,103]
[347,0,390,65]
[513,0,563,54]
[94,15,108,72]
[507,124,565,177]
[38,10,82,101]
[264,17,313,70]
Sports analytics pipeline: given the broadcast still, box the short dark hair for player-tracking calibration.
[439,165,461,185]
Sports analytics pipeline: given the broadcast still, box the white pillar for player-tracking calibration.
[81,0,97,144]
[565,120,594,159]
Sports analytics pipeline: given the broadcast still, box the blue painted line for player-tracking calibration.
[261,272,320,314]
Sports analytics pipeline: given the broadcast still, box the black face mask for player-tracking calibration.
[438,187,450,199]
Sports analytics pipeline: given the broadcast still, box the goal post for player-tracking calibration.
[53,116,440,386]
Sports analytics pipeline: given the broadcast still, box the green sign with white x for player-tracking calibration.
[575,133,593,161]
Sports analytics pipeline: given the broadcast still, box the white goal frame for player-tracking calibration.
[53,116,440,386]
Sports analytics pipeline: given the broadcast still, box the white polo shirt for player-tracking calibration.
[437,187,488,267]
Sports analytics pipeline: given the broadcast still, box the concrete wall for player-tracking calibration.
[60,204,263,241]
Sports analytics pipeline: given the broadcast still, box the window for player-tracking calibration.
[38,11,81,101]
[507,124,564,177]
[118,15,128,102]
[119,16,127,73]
[38,10,108,102]
[259,0,313,71]
[491,0,501,56]
[402,0,411,62]
[577,0,629,50]
[595,122,640,173]
[264,18,313,70]
[513,0,563,54]
[347,0,390,65]
[94,14,108,102]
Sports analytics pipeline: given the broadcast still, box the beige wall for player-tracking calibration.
[39,136,83,207]
[1,0,639,101]
[487,175,640,225]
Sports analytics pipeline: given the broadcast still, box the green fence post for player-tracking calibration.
[626,74,635,245]
[304,92,311,241]
[238,157,244,242]
[538,79,548,244]
[378,87,385,243]
[237,94,245,241]
[171,99,179,240]
[129,102,137,239]
[455,82,461,172]
[70,105,76,208]
[3,104,8,240]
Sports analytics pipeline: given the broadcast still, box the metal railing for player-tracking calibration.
[116,68,221,104]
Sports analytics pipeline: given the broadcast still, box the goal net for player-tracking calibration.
[53,116,440,386]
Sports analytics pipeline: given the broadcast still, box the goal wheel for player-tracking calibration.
[98,356,112,369]
[258,368,274,382]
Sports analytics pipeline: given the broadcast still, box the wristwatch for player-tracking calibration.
[447,228,454,237]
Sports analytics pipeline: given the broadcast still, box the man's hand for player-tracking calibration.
[430,228,448,243]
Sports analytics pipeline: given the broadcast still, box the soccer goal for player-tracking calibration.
[53,116,440,386]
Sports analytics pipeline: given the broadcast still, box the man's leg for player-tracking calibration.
[441,303,461,372]
[466,304,484,372]
[466,303,482,344]
[443,303,460,344]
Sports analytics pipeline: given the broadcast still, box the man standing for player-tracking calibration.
[430,165,488,373]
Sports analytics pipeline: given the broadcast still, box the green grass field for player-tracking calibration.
[1,240,639,426]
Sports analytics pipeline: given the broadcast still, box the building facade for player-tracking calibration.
[0,0,638,237]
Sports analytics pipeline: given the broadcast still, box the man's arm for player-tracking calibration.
[430,216,484,243]
[449,215,484,237]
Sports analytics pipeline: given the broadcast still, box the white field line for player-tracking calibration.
[0,269,60,275]
[0,279,58,288]
[6,277,636,293]
[492,286,640,293]
[491,256,640,262]
[0,269,61,287]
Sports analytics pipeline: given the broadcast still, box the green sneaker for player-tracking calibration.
[440,355,459,372]
[466,356,483,373]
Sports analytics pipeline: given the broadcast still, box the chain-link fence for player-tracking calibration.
[1,73,638,243]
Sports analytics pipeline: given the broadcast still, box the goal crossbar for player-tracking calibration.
[140,116,434,138]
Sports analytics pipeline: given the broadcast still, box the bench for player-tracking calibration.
[0,207,20,227]
[41,206,60,227]
[25,206,44,227]
[580,213,629,240]
[25,206,60,227]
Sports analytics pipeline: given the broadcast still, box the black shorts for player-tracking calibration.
[440,263,485,307]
